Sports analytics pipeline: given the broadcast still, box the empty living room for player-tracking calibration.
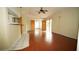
[0,7,79,51]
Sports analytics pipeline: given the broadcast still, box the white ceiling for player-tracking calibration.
[22,7,65,19]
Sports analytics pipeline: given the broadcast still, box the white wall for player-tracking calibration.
[0,8,5,49]
[0,8,9,50]
[7,8,21,49]
[0,7,21,50]
[7,25,21,47]
[52,8,79,39]
[3,7,31,50]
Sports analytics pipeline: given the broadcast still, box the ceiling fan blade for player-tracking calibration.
[38,7,48,14]
[43,11,45,14]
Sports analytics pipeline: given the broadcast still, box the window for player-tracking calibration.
[35,19,42,29]
[35,20,40,29]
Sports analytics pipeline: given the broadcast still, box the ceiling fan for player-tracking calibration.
[38,7,48,14]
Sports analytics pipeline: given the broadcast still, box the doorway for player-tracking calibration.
[31,19,52,32]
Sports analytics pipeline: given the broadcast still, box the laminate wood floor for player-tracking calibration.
[19,31,77,51]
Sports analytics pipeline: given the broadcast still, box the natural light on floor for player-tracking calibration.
[45,31,52,43]
[45,19,52,43]
[35,29,40,36]
[34,19,52,43]
[34,19,42,36]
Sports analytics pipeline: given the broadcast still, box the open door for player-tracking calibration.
[31,20,35,31]
[42,20,46,31]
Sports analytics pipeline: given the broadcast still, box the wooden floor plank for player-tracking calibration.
[19,31,77,51]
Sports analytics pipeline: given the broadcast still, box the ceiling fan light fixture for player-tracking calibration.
[38,7,48,14]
